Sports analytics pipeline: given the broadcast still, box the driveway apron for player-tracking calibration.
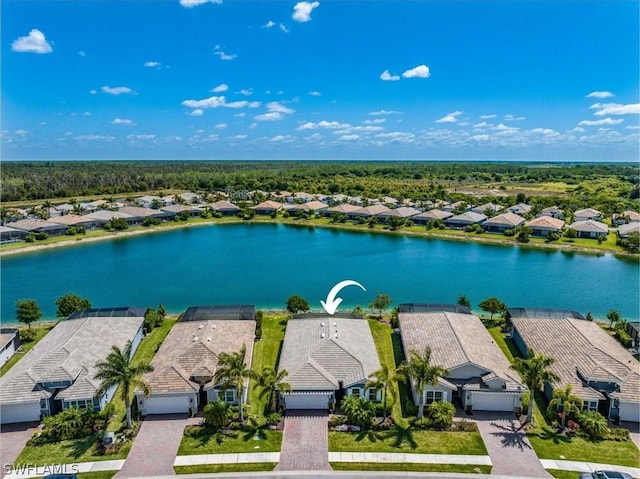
[276,410,331,471]
[115,414,190,478]
[472,411,552,478]
[0,423,39,478]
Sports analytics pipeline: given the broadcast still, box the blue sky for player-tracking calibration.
[2,0,639,161]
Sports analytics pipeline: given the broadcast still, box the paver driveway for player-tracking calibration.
[473,411,552,478]
[276,410,331,471]
[115,414,192,478]
[0,423,39,479]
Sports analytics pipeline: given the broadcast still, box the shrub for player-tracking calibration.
[427,400,456,429]
[19,328,36,342]
[577,410,609,439]
[35,232,49,241]
[265,412,282,426]
[33,407,96,443]
[504,228,515,237]
[328,415,347,428]
[606,427,630,441]
[203,400,233,430]
[255,310,263,339]
[615,330,633,348]
[142,217,162,227]
[25,233,36,242]
[341,395,376,428]
[452,419,478,432]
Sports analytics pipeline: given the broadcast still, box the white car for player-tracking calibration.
[579,471,633,479]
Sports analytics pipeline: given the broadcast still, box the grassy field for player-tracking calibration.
[77,473,117,479]
[174,463,276,474]
[367,320,403,424]
[177,428,282,455]
[328,430,487,455]
[15,434,131,465]
[1,324,56,376]
[330,463,492,473]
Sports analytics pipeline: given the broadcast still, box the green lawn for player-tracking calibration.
[177,427,282,455]
[329,430,487,455]
[1,324,56,376]
[368,320,403,423]
[528,430,640,467]
[174,463,276,474]
[15,435,131,465]
[330,463,492,474]
[547,470,582,479]
[248,314,288,416]
[77,472,117,479]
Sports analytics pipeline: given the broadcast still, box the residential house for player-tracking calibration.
[507,203,533,216]
[178,192,201,205]
[55,203,75,215]
[411,209,453,225]
[376,207,421,221]
[136,195,163,208]
[482,212,526,233]
[0,226,28,243]
[614,210,640,226]
[471,203,504,216]
[507,308,639,423]
[525,216,565,237]
[137,305,256,415]
[6,218,69,237]
[85,210,135,225]
[347,204,391,220]
[538,206,565,220]
[209,201,241,216]
[628,322,640,349]
[618,222,640,239]
[568,220,609,239]
[445,212,487,228]
[49,214,104,231]
[160,204,201,218]
[398,305,525,412]
[0,308,145,424]
[443,201,468,213]
[0,328,20,367]
[380,196,399,207]
[293,192,314,203]
[253,200,283,215]
[573,208,603,222]
[323,204,361,217]
[277,317,382,410]
[288,200,328,215]
[119,206,173,224]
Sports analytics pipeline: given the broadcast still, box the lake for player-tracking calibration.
[1,223,638,324]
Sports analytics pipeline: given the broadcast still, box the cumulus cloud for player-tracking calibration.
[363,118,385,124]
[237,88,253,96]
[230,134,248,139]
[190,109,204,116]
[296,120,350,130]
[127,134,156,140]
[380,70,400,81]
[369,109,402,116]
[179,0,222,7]
[586,91,614,99]
[254,112,284,121]
[211,83,228,93]
[181,96,260,109]
[74,135,115,141]
[12,29,52,54]
[280,23,290,33]
[264,20,276,28]
[292,1,319,22]
[308,91,322,96]
[101,85,135,95]
[402,64,430,79]
[144,61,161,68]
[578,118,624,126]
[214,45,237,61]
[215,123,227,129]
[111,118,136,125]
[590,103,640,116]
[480,114,497,119]
[435,111,463,123]
[266,101,294,114]
[338,134,359,141]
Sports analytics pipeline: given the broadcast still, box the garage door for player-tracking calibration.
[472,393,516,412]
[144,395,192,415]
[285,393,330,410]
[619,402,640,423]
[0,402,41,424]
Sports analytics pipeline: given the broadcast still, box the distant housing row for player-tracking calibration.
[1,304,638,425]
[2,190,639,243]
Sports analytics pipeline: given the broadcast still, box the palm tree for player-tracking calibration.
[93,340,154,429]
[548,384,582,429]
[510,348,560,425]
[397,347,449,419]
[214,345,251,423]
[253,367,291,413]
[365,364,396,421]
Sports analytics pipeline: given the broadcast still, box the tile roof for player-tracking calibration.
[85,210,134,221]
[160,204,200,214]
[574,208,602,217]
[482,212,526,227]
[471,203,504,214]
[508,203,533,214]
[0,316,143,405]
[525,216,565,230]
[446,212,487,224]
[118,206,166,218]
[568,220,609,233]
[143,319,255,394]
[326,204,361,214]
[0,329,17,350]
[399,312,523,391]
[6,219,68,232]
[48,215,98,226]
[619,223,640,237]
[210,200,240,211]
[378,207,421,218]
[412,209,453,221]
[253,200,283,210]
[278,318,381,391]
[511,316,638,403]
[350,204,392,216]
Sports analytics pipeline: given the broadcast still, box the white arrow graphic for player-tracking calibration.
[320,280,366,315]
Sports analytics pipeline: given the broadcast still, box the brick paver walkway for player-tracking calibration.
[115,414,192,477]
[275,410,331,471]
[472,411,552,478]
[0,422,39,478]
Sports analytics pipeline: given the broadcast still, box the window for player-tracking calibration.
[425,390,443,405]
[224,390,235,403]
[351,388,360,398]
[368,389,377,401]
[582,400,597,412]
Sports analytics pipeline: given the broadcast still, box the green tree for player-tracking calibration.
[510,349,560,424]
[286,295,310,314]
[93,340,154,429]
[253,367,291,413]
[203,400,233,429]
[606,309,621,329]
[365,364,396,421]
[214,345,251,423]
[548,384,582,428]
[457,295,471,308]
[340,395,376,428]
[369,293,392,318]
[564,228,577,239]
[397,347,449,419]
[427,400,456,429]
[16,299,42,329]
[478,297,506,320]
[55,293,92,318]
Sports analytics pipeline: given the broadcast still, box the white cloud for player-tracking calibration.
[237,88,253,96]
[266,101,294,114]
[334,125,383,134]
[572,127,585,133]
[369,109,402,116]
[402,64,430,79]
[590,103,640,116]
[296,120,350,130]
[111,118,136,125]
[625,125,640,130]
[231,134,247,139]
[338,134,359,141]
[380,70,400,81]
[83,112,91,116]
[74,135,115,141]
[473,121,491,128]
[101,85,135,95]
[578,117,624,126]
[480,114,497,119]
[435,111,463,123]
[270,135,292,142]
[308,91,322,96]
[78,51,86,57]
[182,96,261,109]
[586,91,614,99]
[212,83,229,93]
[375,132,415,143]
[249,123,258,129]
[264,20,276,28]
[234,112,246,118]
[89,89,97,95]
[127,134,156,140]
[254,112,283,121]
[363,118,385,124]
[179,0,222,7]
[494,123,519,133]
[292,1,319,22]
[12,29,52,54]
[190,109,204,116]
[215,123,227,129]
[213,45,237,61]
[280,23,289,33]
[144,61,160,68]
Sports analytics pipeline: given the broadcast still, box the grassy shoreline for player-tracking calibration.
[1,215,635,258]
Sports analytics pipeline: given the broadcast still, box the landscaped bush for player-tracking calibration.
[30,407,97,444]
[404,399,418,417]
[341,395,376,429]
[605,427,630,441]
[142,217,161,226]
[426,400,456,429]
[19,328,36,342]
[328,414,347,429]
[451,419,478,432]
[577,410,609,440]
[203,400,233,430]
[255,310,263,340]
[265,412,282,426]
[34,232,49,240]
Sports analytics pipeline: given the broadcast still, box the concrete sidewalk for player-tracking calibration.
[174,453,280,467]
[540,459,640,478]
[328,452,492,466]
[3,460,125,479]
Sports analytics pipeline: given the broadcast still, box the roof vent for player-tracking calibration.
[333,322,337,327]
[199,324,204,329]
[320,322,325,327]
[207,337,211,342]
[212,324,216,329]
[334,332,338,338]
[192,337,198,342]
[321,333,325,338]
